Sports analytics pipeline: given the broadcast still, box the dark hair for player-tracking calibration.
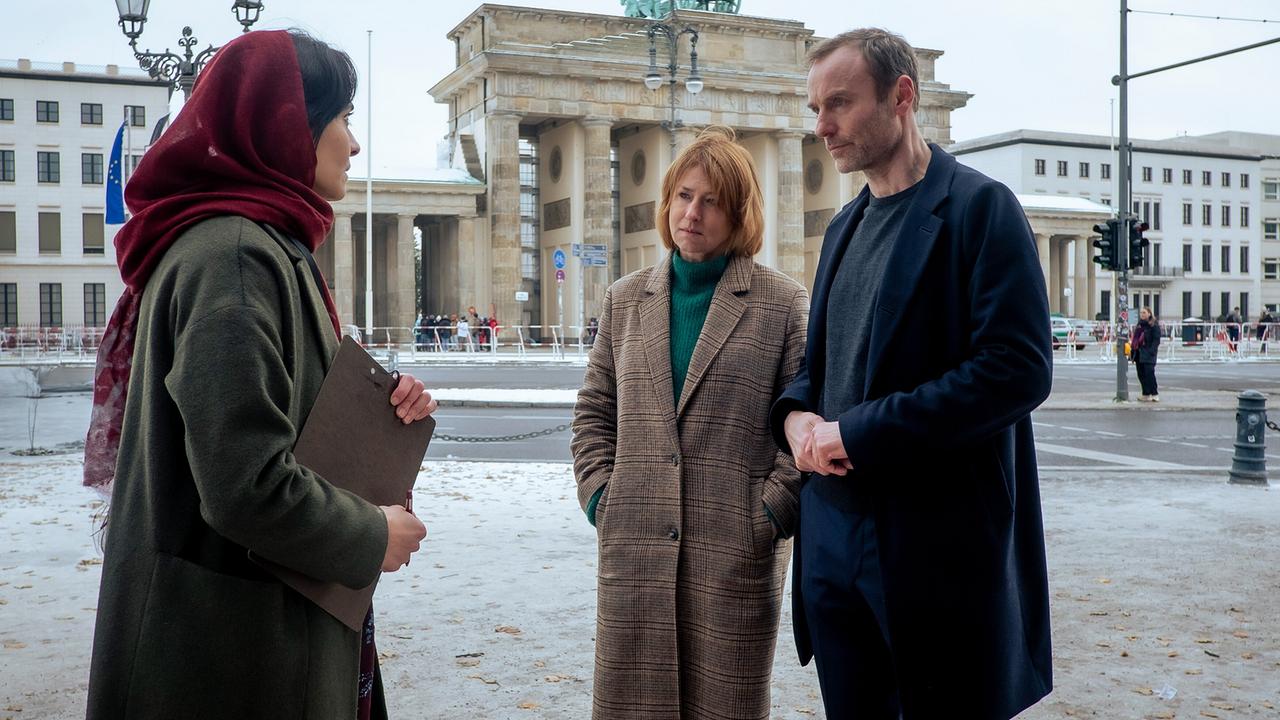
[806,28,920,111]
[289,30,357,145]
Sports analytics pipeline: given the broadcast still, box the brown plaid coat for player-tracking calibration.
[572,253,808,719]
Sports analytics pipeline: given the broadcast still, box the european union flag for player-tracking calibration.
[105,121,126,225]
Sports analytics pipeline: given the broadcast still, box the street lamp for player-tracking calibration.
[114,0,266,99]
[643,18,704,153]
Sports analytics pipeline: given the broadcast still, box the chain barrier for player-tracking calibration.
[1266,419,1280,433]
[434,423,572,443]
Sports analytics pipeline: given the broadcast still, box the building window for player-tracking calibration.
[0,149,13,182]
[1265,179,1280,201]
[1202,244,1211,273]
[1056,160,1068,177]
[1153,201,1161,230]
[81,102,103,125]
[0,98,12,121]
[1099,289,1111,320]
[1241,173,1250,189]
[1079,161,1089,178]
[83,213,104,255]
[1241,293,1250,320]
[1182,202,1192,225]
[1201,292,1211,320]
[38,212,60,254]
[124,105,146,127]
[1264,258,1280,280]
[0,211,14,254]
[37,151,60,183]
[1101,163,1111,180]
[1221,204,1231,227]
[1202,170,1211,186]
[1241,206,1250,228]
[36,100,59,123]
[1266,218,1279,242]
[1162,168,1172,184]
[1221,292,1231,317]
[1182,291,1192,320]
[1142,166,1152,182]
[1222,245,1231,273]
[0,283,14,325]
[1241,246,1250,274]
[39,283,62,326]
[1202,203,1211,226]
[81,153,103,185]
[1034,159,1045,176]
[1182,169,1192,185]
[84,283,107,326]
[1222,172,1231,187]
[1182,244,1192,272]
[1100,197,1112,206]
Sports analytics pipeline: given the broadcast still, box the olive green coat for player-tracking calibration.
[86,217,388,719]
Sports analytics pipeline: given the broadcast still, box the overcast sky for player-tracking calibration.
[4,0,1277,178]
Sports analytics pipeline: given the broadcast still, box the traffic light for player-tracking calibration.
[1129,220,1150,270]
[1092,219,1120,271]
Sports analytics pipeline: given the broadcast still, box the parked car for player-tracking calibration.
[1051,317,1086,350]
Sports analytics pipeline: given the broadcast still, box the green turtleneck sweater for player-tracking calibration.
[669,249,729,404]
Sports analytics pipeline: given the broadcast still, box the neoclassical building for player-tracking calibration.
[426,3,973,334]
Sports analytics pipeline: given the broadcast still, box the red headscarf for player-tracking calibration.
[84,30,342,491]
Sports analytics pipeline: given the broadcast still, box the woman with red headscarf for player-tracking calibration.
[84,30,432,719]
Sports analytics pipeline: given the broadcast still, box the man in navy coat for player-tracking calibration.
[769,28,1054,719]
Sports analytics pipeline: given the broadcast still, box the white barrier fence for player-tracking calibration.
[4,321,1278,363]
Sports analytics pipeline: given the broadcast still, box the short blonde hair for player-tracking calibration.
[657,127,764,258]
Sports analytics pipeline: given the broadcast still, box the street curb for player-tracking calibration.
[437,399,575,409]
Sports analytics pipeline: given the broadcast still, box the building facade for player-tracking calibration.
[0,59,168,329]
[427,4,973,334]
[951,129,1265,323]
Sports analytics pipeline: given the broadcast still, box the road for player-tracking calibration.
[427,405,1261,473]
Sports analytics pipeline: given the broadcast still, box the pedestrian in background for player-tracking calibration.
[572,128,808,719]
[1133,306,1161,402]
[83,30,434,719]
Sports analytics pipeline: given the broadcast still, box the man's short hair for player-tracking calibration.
[807,28,920,111]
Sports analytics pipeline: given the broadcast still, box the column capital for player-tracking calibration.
[580,116,613,129]
[775,129,808,140]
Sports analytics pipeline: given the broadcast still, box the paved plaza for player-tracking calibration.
[0,369,1278,717]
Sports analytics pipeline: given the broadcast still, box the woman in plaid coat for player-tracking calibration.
[572,129,808,719]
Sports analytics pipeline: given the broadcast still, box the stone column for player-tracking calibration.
[582,118,613,321]
[486,112,522,331]
[1073,235,1088,318]
[776,130,806,286]
[456,216,477,317]
[1086,244,1098,319]
[1056,239,1070,315]
[394,214,417,341]
[1035,233,1051,307]
[672,126,698,155]
[1047,238,1061,314]
[333,214,355,326]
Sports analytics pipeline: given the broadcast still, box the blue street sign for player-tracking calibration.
[583,257,608,267]
[553,249,566,269]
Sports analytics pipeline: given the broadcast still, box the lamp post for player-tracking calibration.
[643,17,704,155]
[114,0,265,99]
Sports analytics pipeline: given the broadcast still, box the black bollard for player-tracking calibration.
[1228,390,1269,485]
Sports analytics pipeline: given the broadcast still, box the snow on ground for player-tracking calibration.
[1,453,1277,718]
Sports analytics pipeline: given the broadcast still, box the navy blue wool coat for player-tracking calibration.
[770,145,1054,720]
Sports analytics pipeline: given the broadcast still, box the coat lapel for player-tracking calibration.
[638,256,680,446]
[863,145,957,395]
[261,225,341,370]
[807,191,870,394]
[676,254,751,418]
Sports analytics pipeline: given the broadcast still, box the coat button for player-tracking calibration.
[670,453,679,465]
[667,528,680,540]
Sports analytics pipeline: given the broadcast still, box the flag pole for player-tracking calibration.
[364,29,374,342]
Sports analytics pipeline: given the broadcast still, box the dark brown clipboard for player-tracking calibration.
[251,336,434,631]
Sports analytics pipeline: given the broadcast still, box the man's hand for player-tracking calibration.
[784,411,823,472]
[380,505,426,572]
[390,373,438,424]
[805,420,853,476]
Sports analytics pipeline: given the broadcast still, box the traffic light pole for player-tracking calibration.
[1112,1,1279,402]
[1114,0,1130,402]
